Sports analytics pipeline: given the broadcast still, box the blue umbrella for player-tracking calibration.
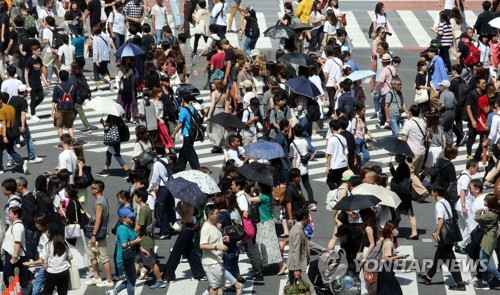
[245,141,285,160]
[165,177,207,206]
[114,43,145,59]
[285,77,321,99]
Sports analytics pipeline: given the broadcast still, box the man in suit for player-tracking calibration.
[287,207,316,295]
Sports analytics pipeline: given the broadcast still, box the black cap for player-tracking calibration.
[160,75,170,83]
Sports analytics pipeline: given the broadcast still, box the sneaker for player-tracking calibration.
[473,281,490,290]
[417,273,432,285]
[109,81,114,91]
[86,270,95,278]
[155,234,171,240]
[455,246,467,255]
[370,113,378,119]
[0,171,4,175]
[309,203,317,211]
[15,143,21,149]
[466,155,474,161]
[105,291,115,295]
[97,170,110,177]
[30,115,41,122]
[112,275,125,281]
[29,157,43,164]
[190,276,208,281]
[23,161,29,175]
[6,160,12,167]
[85,277,102,285]
[138,270,148,280]
[181,258,188,263]
[459,134,468,146]
[449,283,466,291]
[96,280,114,288]
[309,149,318,161]
[149,280,166,289]
[83,127,92,134]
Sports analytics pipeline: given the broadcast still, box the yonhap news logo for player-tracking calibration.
[354,257,491,273]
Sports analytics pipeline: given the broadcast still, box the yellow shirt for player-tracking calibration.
[0,104,15,128]
[295,0,313,24]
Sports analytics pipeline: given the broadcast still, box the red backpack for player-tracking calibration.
[463,43,480,67]
[57,84,75,112]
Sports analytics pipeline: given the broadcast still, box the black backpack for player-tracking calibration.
[246,19,260,39]
[446,172,471,204]
[184,106,205,142]
[10,222,37,260]
[117,118,130,142]
[307,100,321,122]
[15,28,28,55]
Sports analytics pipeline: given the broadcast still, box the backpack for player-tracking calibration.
[464,43,481,67]
[368,13,386,38]
[430,161,452,185]
[307,100,321,122]
[246,19,260,39]
[184,106,206,142]
[75,77,91,104]
[11,222,37,260]
[15,28,28,55]
[51,29,64,50]
[117,118,130,142]
[56,85,75,112]
[23,15,36,31]
[325,187,349,211]
[264,106,288,137]
[446,172,471,204]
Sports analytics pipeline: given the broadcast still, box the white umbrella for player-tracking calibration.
[352,183,401,208]
[85,97,124,117]
[347,70,376,82]
[172,170,221,195]
[489,17,500,29]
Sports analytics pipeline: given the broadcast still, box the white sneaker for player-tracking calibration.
[85,270,95,278]
[109,80,114,91]
[15,143,21,149]
[29,157,43,164]
[6,160,11,167]
[86,277,102,285]
[30,115,41,122]
[0,171,4,175]
[23,161,29,175]
[96,280,114,288]
[105,291,114,295]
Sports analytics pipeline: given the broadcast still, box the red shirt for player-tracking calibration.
[477,94,490,132]
[209,52,226,70]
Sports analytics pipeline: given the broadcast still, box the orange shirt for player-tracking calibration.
[0,104,16,128]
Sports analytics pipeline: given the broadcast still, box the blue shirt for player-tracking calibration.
[71,36,84,59]
[178,106,194,136]
[429,56,448,88]
[115,224,138,268]
[346,59,359,72]
[486,111,496,145]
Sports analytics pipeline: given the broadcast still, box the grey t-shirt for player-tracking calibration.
[385,90,404,117]
[269,106,292,139]
[93,196,109,230]
[439,90,456,109]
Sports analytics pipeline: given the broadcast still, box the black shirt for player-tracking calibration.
[449,76,463,100]
[434,158,456,188]
[466,89,481,121]
[339,130,356,169]
[22,38,40,59]
[458,42,469,65]
[87,0,102,26]
[414,72,427,90]
[9,29,19,56]
[26,56,43,88]
[285,182,306,212]
[7,96,28,126]
[225,48,236,66]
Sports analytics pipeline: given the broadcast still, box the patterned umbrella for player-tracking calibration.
[244,141,285,160]
[172,170,221,195]
[165,177,208,206]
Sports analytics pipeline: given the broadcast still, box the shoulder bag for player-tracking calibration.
[415,74,429,104]
[249,202,261,224]
[438,202,463,245]
[84,198,109,241]
[65,201,83,239]
[132,142,157,168]
[355,229,366,262]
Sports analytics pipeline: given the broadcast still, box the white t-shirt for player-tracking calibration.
[107,10,127,35]
[2,221,26,256]
[41,27,54,52]
[454,171,473,211]
[241,107,256,137]
[58,150,78,179]
[206,34,221,49]
[44,240,71,274]
[290,138,309,175]
[38,8,53,24]
[212,3,227,26]
[151,4,167,29]
[435,198,453,224]
[243,92,256,106]
[323,20,338,36]
[444,0,456,10]
[200,222,224,265]
[227,147,245,167]
[323,57,342,87]
[469,194,486,230]
[1,79,22,98]
[478,42,491,68]
[325,134,348,169]
[372,13,387,29]
[236,191,249,212]
[57,44,75,71]
[402,118,427,156]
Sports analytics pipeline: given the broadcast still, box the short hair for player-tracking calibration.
[279,118,290,131]
[45,16,55,27]
[142,23,151,33]
[232,177,246,190]
[60,133,72,145]
[428,47,438,54]
[65,184,78,199]
[31,44,40,52]
[59,70,69,81]
[134,176,149,188]
[198,0,206,8]
[483,0,492,10]
[177,33,187,43]
[431,184,446,196]
[409,104,420,117]
[2,178,17,193]
[470,179,483,193]
[329,119,340,131]
[451,64,462,73]
[378,41,389,51]
[288,168,301,180]
[284,2,293,11]
[16,177,28,189]
[9,206,22,219]
[349,175,363,187]
[205,204,217,217]
[391,77,402,86]
[294,207,309,222]
[466,160,478,170]
[92,180,105,193]
[324,45,334,57]
[382,221,398,239]
[115,1,123,9]
[133,188,149,202]
[220,39,230,46]
[6,65,16,78]
[154,143,166,156]
[443,145,459,159]
[293,124,303,137]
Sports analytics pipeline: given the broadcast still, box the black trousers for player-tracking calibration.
[427,243,463,284]
[193,34,208,53]
[178,135,200,170]
[162,225,205,281]
[244,234,263,277]
[183,0,195,35]
[156,186,175,236]
[326,86,336,116]
[3,252,29,288]
[29,87,44,116]
[326,167,348,190]
[301,174,315,203]
[41,269,70,295]
[466,121,478,156]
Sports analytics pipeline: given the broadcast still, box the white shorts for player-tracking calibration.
[203,263,225,289]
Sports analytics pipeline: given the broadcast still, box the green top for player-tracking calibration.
[475,210,499,256]
[258,194,274,223]
[138,205,154,250]
[116,224,138,268]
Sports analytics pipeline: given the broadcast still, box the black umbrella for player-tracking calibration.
[372,136,415,158]
[291,22,313,31]
[333,194,380,211]
[175,83,201,99]
[207,112,246,130]
[264,24,296,39]
[237,162,278,187]
[280,53,316,67]
[165,177,207,206]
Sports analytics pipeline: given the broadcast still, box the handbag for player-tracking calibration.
[438,202,463,245]
[122,245,136,260]
[103,125,120,146]
[355,229,366,262]
[364,270,378,285]
[414,89,429,104]
[65,201,84,239]
[341,14,347,27]
[249,202,261,224]
[242,215,255,243]
[283,278,311,295]
[68,265,81,290]
[194,19,206,35]
[132,142,157,168]
[100,2,107,22]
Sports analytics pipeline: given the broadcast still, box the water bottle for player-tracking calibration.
[88,241,99,252]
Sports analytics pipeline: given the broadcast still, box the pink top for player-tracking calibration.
[351,116,366,139]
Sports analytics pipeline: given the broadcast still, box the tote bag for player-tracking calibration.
[242,216,255,243]
[439,203,463,245]
[68,265,81,290]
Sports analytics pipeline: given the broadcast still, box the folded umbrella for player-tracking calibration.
[244,141,285,160]
[172,170,221,195]
[333,194,380,211]
[165,177,207,206]
[372,136,414,158]
[207,112,247,130]
[285,77,322,99]
[114,43,145,59]
[347,70,376,82]
[352,183,401,208]
[85,97,124,117]
[280,53,316,67]
[264,24,296,39]
[237,162,279,187]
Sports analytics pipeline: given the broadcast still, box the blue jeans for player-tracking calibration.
[8,125,36,162]
[373,89,381,113]
[243,37,258,62]
[115,258,137,295]
[0,135,24,171]
[479,249,500,281]
[389,115,403,137]
[355,137,370,167]
[113,33,125,50]
[155,29,162,44]
[170,0,181,27]
[299,116,316,153]
[105,144,127,167]
[32,268,45,295]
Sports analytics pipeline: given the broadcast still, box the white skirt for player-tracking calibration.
[68,231,89,269]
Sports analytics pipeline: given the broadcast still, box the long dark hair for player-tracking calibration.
[451,7,462,25]
[326,10,338,26]
[47,176,61,197]
[49,231,69,257]
[360,208,378,230]
[374,2,384,14]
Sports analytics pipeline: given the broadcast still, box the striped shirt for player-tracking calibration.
[438,22,454,47]
[179,43,193,75]
[93,33,111,63]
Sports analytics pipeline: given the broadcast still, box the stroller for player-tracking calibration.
[308,250,361,295]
